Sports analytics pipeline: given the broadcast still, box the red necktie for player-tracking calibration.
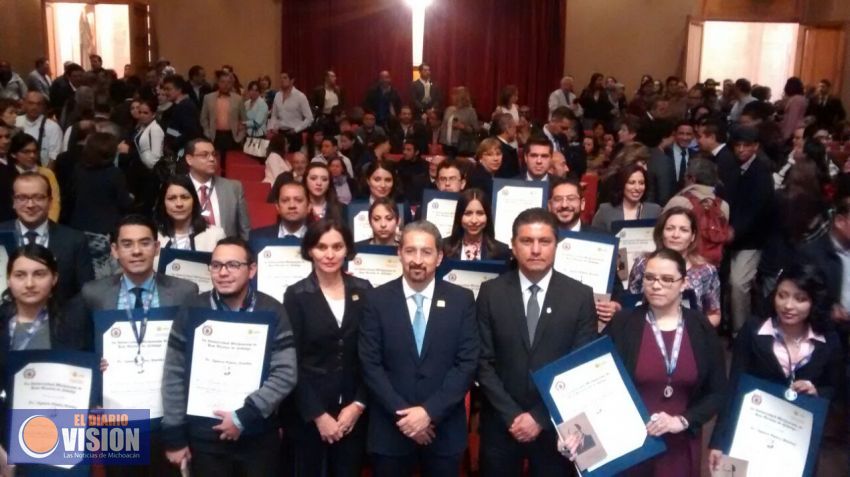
[199,185,216,225]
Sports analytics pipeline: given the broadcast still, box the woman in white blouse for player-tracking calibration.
[154,175,226,254]
[133,98,165,169]
[493,84,520,122]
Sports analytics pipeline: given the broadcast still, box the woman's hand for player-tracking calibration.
[594,299,621,323]
[708,448,723,471]
[791,380,818,396]
[314,413,343,444]
[336,403,364,436]
[646,412,686,437]
[99,358,109,373]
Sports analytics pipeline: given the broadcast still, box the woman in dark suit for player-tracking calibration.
[282,219,373,477]
[442,188,509,261]
[0,245,88,476]
[708,263,842,472]
[563,249,726,476]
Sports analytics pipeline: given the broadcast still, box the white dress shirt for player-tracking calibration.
[190,175,221,227]
[325,295,346,327]
[270,87,314,133]
[278,223,307,238]
[17,220,49,247]
[15,114,62,165]
[518,268,553,312]
[402,278,435,326]
[323,89,339,114]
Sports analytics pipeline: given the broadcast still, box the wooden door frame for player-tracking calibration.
[796,21,848,93]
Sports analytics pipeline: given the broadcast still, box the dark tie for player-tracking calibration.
[131,287,144,309]
[678,148,688,183]
[24,231,38,245]
[526,284,541,343]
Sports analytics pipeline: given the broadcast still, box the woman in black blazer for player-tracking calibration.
[282,219,373,477]
[442,188,509,261]
[708,263,842,472]
[579,248,726,476]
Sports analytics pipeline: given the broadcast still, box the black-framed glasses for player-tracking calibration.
[209,261,249,272]
[643,273,684,288]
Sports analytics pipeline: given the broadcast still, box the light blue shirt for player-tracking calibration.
[117,274,160,310]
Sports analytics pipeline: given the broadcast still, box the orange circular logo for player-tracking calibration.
[19,415,59,458]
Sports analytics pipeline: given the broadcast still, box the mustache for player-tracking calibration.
[557,206,577,213]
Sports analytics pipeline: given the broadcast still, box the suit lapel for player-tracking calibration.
[155,274,176,307]
[215,178,232,233]
[753,333,786,378]
[507,272,531,352]
[531,274,559,350]
[390,279,421,362]
[419,282,446,361]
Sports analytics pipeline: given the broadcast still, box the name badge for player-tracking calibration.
[352,294,359,302]
[436,300,446,308]
[546,307,552,314]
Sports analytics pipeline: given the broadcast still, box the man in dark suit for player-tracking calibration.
[250,178,310,239]
[806,79,846,131]
[160,74,204,156]
[48,63,83,120]
[71,214,198,477]
[644,119,677,206]
[363,70,403,128]
[397,140,431,206]
[696,119,734,164]
[492,113,520,178]
[389,106,427,153]
[186,65,213,109]
[0,172,93,305]
[516,136,558,183]
[651,120,697,206]
[359,221,480,476]
[410,63,442,119]
[0,123,16,222]
[185,139,251,239]
[477,208,597,476]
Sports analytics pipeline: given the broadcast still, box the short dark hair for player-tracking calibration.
[89,54,103,62]
[734,78,752,94]
[548,176,583,200]
[34,57,48,68]
[674,120,694,133]
[784,77,804,97]
[162,74,189,93]
[645,248,687,278]
[80,132,119,168]
[214,237,256,264]
[13,171,52,198]
[550,106,575,122]
[300,219,355,261]
[436,158,466,179]
[321,136,338,147]
[511,208,558,241]
[368,197,399,221]
[699,119,727,144]
[9,132,38,159]
[65,64,84,75]
[185,138,214,156]
[525,136,554,156]
[271,176,308,202]
[111,214,158,244]
[187,65,204,79]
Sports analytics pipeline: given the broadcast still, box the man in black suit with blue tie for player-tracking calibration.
[477,208,597,476]
[359,221,480,477]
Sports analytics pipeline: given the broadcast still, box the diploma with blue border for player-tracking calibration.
[532,337,665,476]
[250,237,313,304]
[346,200,407,243]
[347,245,402,287]
[184,308,276,420]
[492,179,548,246]
[720,374,827,477]
[437,259,506,299]
[0,231,18,294]
[94,307,178,419]
[422,190,459,239]
[157,249,213,293]
[554,230,619,297]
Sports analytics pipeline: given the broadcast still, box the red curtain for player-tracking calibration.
[280,0,412,108]
[423,0,565,122]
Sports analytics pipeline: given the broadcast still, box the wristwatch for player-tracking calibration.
[677,415,689,430]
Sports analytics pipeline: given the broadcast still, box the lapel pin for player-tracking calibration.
[352,294,359,302]
[436,300,446,308]
[546,307,552,314]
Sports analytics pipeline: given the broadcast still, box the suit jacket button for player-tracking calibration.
[338,339,344,347]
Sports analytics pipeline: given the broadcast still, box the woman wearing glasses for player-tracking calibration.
[154,175,226,253]
[562,249,726,476]
[627,207,721,326]
[281,219,372,476]
[708,263,841,472]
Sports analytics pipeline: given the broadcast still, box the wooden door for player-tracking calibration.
[798,25,846,92]
[129,1,150,72]
[683,17,704,87]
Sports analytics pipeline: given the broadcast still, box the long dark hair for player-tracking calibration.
[153,175,209,237]
[362,160,398,199]
[2,244,61,327]
[9,132,38,166]
[443,188,500,258]
[611,163,648,206]
[768,262,831,335]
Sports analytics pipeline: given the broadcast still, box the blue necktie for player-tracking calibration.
[412,293,426,355]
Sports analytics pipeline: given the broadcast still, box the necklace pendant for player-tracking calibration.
[663,385,674,399]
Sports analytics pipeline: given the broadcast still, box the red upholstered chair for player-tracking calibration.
[247,201,278,228]
[580,172,599,224]
[242,182,271,204]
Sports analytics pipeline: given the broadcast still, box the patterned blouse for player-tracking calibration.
[628,255,721,313]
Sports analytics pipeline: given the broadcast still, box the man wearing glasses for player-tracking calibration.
[0,172,93,305]
[69,213,198,477]
[434,159,466,193]
[184,138,251,240]
[162,237,297,476]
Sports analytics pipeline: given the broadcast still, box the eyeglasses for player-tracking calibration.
[209,261,249,272]
[13,194,49,204]
[437,176,461,184]
[643,273,683,288]
[191,151,218,160]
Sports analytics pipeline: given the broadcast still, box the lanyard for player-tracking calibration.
[645,309,684,381]
[120,279,158,357]
[9,308,49,351]
[771,318,813,383]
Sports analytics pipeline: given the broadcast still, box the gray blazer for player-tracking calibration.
[591,202,662,233]
[70,273,199,350]
[211,176,251,239]
[200,92,247,142]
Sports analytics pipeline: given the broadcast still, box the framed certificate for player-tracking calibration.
[250,237,313,303]
[157,249,213,293]
[611,219,657,285]
[437,259,507,299]
[347,245,403,287]
[184,308,277,420]
[0,231,18,294]
[94,307,178,419]
[721,374,828,477]
[7,350,100,411]
[422,190,459,239]
[554,230,619,296]
[347,200,407,243]
[532,337,665,476]
[492,179,548,247]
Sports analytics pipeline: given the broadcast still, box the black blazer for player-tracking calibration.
[359,277,479,456]
[605,305,727,435]
[708,316,842,450]
[496,140,520,179]
[160,97,203,153]
[476,270,597,429]
[647,147,677,206]
[0,161,16,222]
[0,220,94,306]
[717,153,774,250]
[282,273,372,425]
[409,80,442,117]
[69,164,134,236]
[466,162,496,199]
[310,85,345,116]
[442,236,510,262]
[388,121,428,154]
[799,233,843,309]
[187,82,213,110]
[249,224,284,240]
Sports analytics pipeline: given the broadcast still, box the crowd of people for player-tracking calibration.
[0,53,849,476]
